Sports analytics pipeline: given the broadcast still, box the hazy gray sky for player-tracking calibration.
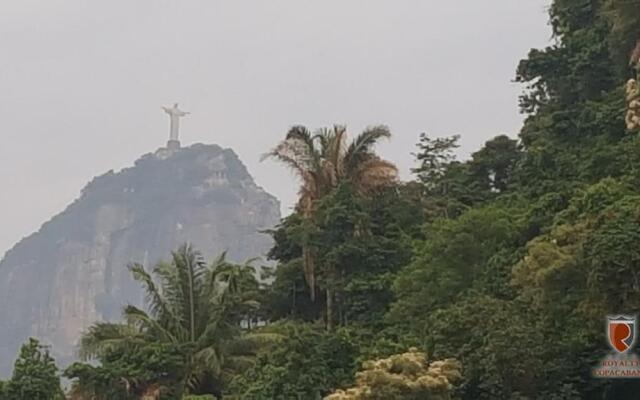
[0,0,551,256]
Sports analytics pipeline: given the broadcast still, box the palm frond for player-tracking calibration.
[344,125,392,174]
[78,322,144,360]
[171,244,207,342]
[205,251,230,295]
[152,261,184,322]
[213,261,258,296]
[262,126,320,173]
[210,250,229,270]
[313,129,330,153]
[329,125,347,177]
[352,157,398,193]
[192,346,223,375]
[284,125,314,148]
[129,263,175,322]
[189,346,223,390]
[123,304,180,344]
[261,140,311,173]
[193,313,225,350]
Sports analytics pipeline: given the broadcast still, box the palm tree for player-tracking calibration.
[264,125,397,329]
[78,244,272,397]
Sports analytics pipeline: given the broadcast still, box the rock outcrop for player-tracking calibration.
[0,143,280,375]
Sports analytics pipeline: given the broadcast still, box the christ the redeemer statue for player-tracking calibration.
[162,103,189,149]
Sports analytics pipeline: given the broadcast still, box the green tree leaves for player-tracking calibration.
[390,205,521,324]
[230,323,357,399]
[65,342,186,400]
[68,245,269,398]
[3,338,63,400]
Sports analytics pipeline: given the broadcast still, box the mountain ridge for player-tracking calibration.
[0,143,280,376]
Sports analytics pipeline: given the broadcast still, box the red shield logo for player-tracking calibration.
[608,315,636,354]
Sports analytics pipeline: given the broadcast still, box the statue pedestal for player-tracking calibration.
[167,140,181,150]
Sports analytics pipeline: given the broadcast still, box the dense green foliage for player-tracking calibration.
[64,342,187,399]
[1,338,63,400]
[7,1,640,398]
[229,323,357,399]
[65,245,276,399]
[247,0,640,398]
[263,125,399,330]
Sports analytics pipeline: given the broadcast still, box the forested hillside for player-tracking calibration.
[3,0,640,399]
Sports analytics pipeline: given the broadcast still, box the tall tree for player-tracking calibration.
[4,338,63,400]
[469,135,521,193]
[76,245,270,398]
[264,125,397,329]
[411,133,460,191]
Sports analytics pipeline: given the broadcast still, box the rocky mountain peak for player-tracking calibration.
[0,143,280,376]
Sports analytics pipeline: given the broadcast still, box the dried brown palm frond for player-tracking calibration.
[351,157,398,194]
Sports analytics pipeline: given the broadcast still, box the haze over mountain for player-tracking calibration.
[0,143,280,376]
[0,0,552,258]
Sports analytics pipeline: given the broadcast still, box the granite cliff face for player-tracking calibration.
[0,143,280,375]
